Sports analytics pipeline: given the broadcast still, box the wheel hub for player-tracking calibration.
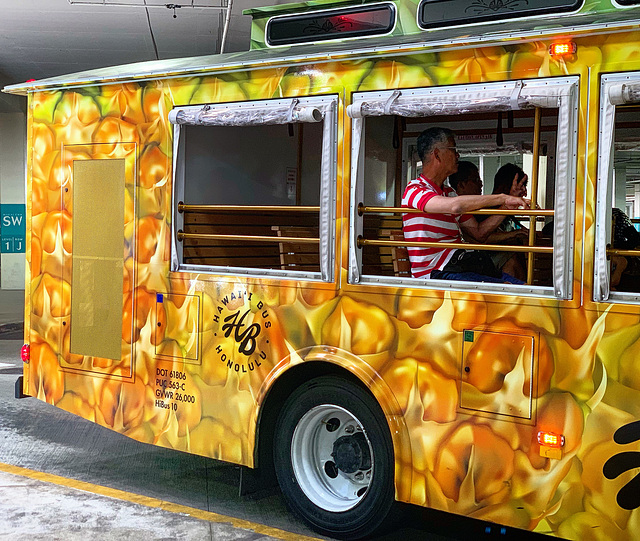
[288,404,375,512]
[331,432,371,474]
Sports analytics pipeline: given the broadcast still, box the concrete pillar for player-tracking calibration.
[0,113,26,290]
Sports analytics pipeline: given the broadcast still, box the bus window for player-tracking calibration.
[170,96,337,281]
[348,78,578,298]
[595,74,640,301]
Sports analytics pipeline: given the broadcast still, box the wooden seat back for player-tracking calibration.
[381,229,411,277]
[272,225,320,272]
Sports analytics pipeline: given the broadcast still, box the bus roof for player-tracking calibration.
[3,7,639,96]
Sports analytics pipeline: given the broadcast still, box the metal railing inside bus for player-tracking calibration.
[176,203,321,246]
[608,219,640,258]
[356,203,555,285]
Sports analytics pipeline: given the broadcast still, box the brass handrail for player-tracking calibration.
[607,247,640,257]
[357,203,554,217]
[357,236,553,254]
[177,231,319,244]
[179,203,320,213]
[527,107,542,284]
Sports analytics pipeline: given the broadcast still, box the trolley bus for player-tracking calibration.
[6,0,640,538]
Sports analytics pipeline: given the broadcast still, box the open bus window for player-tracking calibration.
[596,74,640,301]
[169,96,337,281]
[348,78,578,298]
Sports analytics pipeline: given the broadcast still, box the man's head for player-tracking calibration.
[417,127,459,183]
[449,161,482,195]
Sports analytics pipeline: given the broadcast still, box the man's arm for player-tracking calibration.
[421,193,524,214]
[420,193,527,243]
[486,228,529,243]
[460,214,510,243]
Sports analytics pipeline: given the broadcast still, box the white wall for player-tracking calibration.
[363,116,396,205]
[0,112,26,290]
[184,123,322,206]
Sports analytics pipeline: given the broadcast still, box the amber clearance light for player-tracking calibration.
[549,42,577,57]
[537,431,565,448]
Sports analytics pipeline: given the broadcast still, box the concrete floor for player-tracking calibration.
[0,468,258,541]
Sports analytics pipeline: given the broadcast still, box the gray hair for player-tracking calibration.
[417,127,456,163]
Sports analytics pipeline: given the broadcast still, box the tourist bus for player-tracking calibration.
[6,0,640,538]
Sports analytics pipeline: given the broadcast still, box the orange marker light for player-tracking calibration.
[549,42,577,57]
[537,431,565,448]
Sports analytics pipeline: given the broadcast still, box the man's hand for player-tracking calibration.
[501,195,529,209]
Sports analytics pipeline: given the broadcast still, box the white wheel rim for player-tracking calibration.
[290,404,374,512]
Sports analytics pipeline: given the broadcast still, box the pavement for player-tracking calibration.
[0,467,266,541]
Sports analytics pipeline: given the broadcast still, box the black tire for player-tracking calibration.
[273,375,395,539]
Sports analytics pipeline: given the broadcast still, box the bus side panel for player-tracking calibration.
[23,32,640,541]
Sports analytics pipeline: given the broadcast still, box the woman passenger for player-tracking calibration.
[485,164,530,280]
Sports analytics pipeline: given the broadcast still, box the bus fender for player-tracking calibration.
[254,345,413,500]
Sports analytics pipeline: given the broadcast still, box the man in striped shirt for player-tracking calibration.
[402,127,527,283]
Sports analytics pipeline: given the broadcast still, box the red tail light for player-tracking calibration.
[20,344,30,363]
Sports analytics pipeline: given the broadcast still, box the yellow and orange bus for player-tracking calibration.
[6,0,640,538]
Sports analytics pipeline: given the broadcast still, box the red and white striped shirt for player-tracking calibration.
[401,175,472,278]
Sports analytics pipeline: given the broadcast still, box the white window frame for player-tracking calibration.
[595,72,640,302]
[169,95,338,282]
[347,77,579,299]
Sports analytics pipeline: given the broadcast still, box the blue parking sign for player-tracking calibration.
[1,204,26,253]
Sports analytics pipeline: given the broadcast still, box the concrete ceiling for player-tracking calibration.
[0,0,284,113]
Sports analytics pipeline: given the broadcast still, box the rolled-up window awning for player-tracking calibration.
[169,99,325,127]
[346,80,573,119]
[608,82,640,105]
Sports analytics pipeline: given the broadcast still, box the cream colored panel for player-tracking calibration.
[70,159,125,361]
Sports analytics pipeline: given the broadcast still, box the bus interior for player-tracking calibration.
[359,107,559,287]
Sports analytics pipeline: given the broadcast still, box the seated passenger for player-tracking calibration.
[448,161,483,196]
[484,163,532,281]
[611,207,640,291]
[401,127,527,284]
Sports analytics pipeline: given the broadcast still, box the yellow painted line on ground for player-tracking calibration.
[0,461,324,541]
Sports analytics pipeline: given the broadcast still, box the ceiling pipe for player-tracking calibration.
[67,1,228,10]
[219,0,233,53]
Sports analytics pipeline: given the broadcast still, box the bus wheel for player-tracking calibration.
[273,375,395,540]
